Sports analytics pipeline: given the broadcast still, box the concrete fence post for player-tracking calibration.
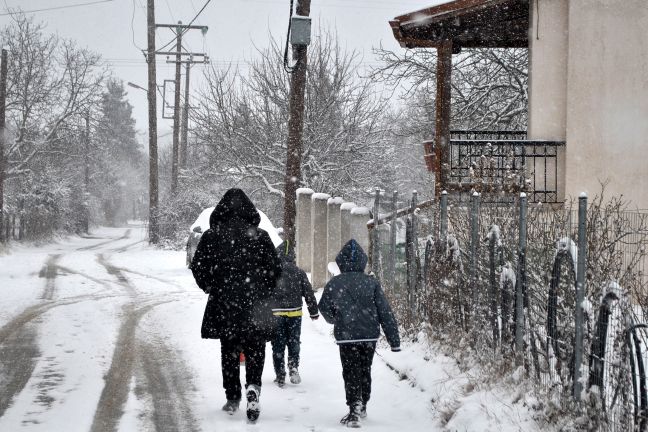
[295,188,314,272]
[326,196,343,277]
[350,206,371,263]
[310,193,330,289]
[340,202,356,248]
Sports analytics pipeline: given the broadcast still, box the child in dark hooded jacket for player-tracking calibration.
[318,239,400,428]
[271,241,319,387]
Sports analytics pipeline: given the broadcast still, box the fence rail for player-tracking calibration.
[446,131,565,204]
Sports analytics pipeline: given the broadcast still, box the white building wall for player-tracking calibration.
[564,0,648,206]
[528,0,569,200]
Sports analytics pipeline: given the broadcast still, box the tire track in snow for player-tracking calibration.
[135,336,201,432]
[89,301,176,432]
[92,254,200,432]
[76,229,131,252]
[0,293,130,420]
[0,322,39,419]
[96,254,136,297]
[110,239,147,253]
[38,254,62,300]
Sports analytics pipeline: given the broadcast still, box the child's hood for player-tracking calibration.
[335,239,368,273]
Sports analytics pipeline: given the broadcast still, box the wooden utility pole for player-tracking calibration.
[0,48,8,243]
[156,23,207,193]
[283,0,311,247]
[147,0,160,244]
[180,61,191,169]
[171,21,182,195]
[83,112,90,234]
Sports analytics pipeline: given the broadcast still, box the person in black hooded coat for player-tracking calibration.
[190,188,281,421]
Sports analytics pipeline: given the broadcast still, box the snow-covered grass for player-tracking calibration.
[0,226,550,431]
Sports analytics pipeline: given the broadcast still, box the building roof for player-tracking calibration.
[390,0,529,49]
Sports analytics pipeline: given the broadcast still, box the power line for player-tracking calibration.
[157,0,212,53]
[0,0,114,16]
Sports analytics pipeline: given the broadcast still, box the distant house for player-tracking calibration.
[390,0,648,207]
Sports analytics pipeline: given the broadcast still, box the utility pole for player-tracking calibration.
[171,21,182,195]
[0,48,8,243]
[283,0,311,247]
[147,0,160,244]
[180,61,191,169]
[83,112,90,234]
[156,23,207,195]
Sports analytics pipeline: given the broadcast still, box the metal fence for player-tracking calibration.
[369,189,648,431]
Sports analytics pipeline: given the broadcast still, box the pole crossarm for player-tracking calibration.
[155,23,208,31]
[155,51,207,57]
[165,58,210,64]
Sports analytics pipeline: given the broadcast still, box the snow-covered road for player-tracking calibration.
[0,226,544,431]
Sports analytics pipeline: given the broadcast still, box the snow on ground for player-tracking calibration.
[0,225,547,431]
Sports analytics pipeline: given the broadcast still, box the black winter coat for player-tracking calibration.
[190,189,282,341]
[318,239,400,349]
[272,241,319,318]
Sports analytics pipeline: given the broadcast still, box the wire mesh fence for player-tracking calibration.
[369,189,648,431]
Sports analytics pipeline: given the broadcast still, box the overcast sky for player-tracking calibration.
[0,0,438,137]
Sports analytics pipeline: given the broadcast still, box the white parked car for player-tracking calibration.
[186,207,283,267]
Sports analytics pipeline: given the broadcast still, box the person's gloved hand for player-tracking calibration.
[311,315,319,321]
[391,346,401,352]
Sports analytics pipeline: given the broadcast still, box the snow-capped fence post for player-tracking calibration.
[573,192,588,401]
[515,193,527,358]
[326,196,343,278]
[310,193,330,289]
[371,188,382,279]
[469,192,481,329]
[350,206,371,256]
[295,188,314,272]
[387,191,398,290]
[340,202,356,248]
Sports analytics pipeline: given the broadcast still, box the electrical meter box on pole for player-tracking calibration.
[290,15,312,46]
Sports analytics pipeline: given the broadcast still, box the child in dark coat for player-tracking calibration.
[318,239,400,428]
[271,241,319,387]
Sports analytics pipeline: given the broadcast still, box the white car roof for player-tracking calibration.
[190,207,282,247]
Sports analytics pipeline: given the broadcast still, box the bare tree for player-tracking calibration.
[191,28,393,219]
[2,15,106,180]
[371,46,528,131]
[0,14,106,239]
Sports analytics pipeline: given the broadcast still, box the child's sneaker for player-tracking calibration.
[289,368,301,384]
[246,385,261,422]
[340,410,361,428]
[274,375,285,388]
[221,399,240,415]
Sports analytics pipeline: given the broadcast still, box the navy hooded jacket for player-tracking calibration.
[272,241,319,318]
[318,239,400,349]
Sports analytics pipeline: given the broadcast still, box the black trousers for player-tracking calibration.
[339,342,376,408]
[271,316,302,377]
[220,336,266,401]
